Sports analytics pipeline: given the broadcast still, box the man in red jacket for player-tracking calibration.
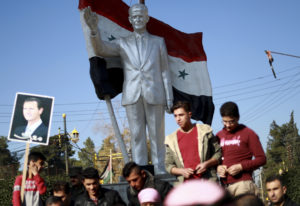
[216,101,266,197]
[12,151,46,206]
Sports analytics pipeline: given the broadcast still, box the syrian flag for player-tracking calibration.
[79,0,214,124]
[100,158,113,184]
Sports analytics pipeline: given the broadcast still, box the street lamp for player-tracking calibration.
[70,128,79,143]
[62,113,79,175]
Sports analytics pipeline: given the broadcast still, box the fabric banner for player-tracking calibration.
[100,159,113,184]
[79,0,214,124]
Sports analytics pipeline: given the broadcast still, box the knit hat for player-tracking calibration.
[138,188,161,204]
[164,179,225,206]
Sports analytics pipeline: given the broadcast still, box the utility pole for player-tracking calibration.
[62,113,69,175]
[259,169,264,201]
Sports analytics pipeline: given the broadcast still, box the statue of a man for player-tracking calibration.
[83,3,173,174]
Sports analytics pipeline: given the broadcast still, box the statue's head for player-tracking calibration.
[128,4,149,32]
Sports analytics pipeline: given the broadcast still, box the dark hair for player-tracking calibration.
[234,193,264,206]
[171,101,191,113]
[122,161,142,178]
[266,175,284,186]
[82,167,100,179]
[69,166,82,178]
[220,101,240,118]
[28,151,46,165]
[24,97,43,109]
[45,196,63,206]
[53,181,70,194]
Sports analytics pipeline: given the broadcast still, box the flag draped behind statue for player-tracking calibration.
[79,0,215,124]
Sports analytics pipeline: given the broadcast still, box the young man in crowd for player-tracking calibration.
[266,175,299,206]
[74,167,125,206]
[216,101,266,196]
[52,181,72,206]
[164,101,221,185]
[12,151,47,206]
[68,167,85,202]
[122,161,173,206]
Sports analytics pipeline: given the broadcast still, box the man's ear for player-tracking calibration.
[39,107,44,115]
[141,170,146,178]
[128,16,132,24]
[283,185,287,194]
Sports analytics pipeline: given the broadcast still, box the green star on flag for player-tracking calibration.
[178,69,189,79]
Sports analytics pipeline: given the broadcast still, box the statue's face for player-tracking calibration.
[129,6,149,32]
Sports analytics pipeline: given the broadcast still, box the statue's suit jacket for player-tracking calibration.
[91,32,173,106]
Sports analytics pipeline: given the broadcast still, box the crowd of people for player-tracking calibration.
[11,101,299,206]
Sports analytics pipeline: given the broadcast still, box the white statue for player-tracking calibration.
[83,4,173,174]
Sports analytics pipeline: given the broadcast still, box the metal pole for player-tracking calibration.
[268,51,300,59]
[105,96,129,163]
[259,169,264,201]
[110,149,112,184]
[63,113,69,175]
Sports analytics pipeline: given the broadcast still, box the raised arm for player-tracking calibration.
[83,7,119,57]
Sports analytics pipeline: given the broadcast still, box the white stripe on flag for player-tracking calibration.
[169,56,212,96]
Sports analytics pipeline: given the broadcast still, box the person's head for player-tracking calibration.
[138,188,161,206]
[23,97,44,124]
[69,166,83,187]
[122,161,146,191]
[220,101,240,132]
[45,196,63,206]
[53,181,70,202]
[128,3,149,33]
[234,193,264,206]
[171,101,192,130]
[82,167,100,197]
[28,151,46,172]
[266,175,287,205]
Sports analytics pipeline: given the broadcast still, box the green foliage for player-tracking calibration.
[0,177,15,206]
[263,111,300,202]
[31,135,75,175]
[0,136,20,178]
[78,137,96,168]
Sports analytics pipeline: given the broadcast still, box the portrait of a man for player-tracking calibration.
[8,93,54,145]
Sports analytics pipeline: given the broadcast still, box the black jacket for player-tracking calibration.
[283,197,299,206]
[270,196,299,206]
[74,187,125,206]
[127,171,173,206]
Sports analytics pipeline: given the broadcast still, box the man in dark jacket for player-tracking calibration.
[74,167,125,206]
[122,162,173,206]
[266,175,299,206]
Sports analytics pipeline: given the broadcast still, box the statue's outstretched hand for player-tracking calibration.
[83,6,99,35]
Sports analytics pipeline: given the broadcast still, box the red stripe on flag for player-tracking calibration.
[78,0,207,62]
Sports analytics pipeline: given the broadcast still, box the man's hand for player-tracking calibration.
[180,168,194,179]
[83,7,99,35]
[217,165,227,178]
[165,99,173,114]
[195,162,208,174]
[29,164,39,176]
[171,167,194,179]
[227,164,243,176]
